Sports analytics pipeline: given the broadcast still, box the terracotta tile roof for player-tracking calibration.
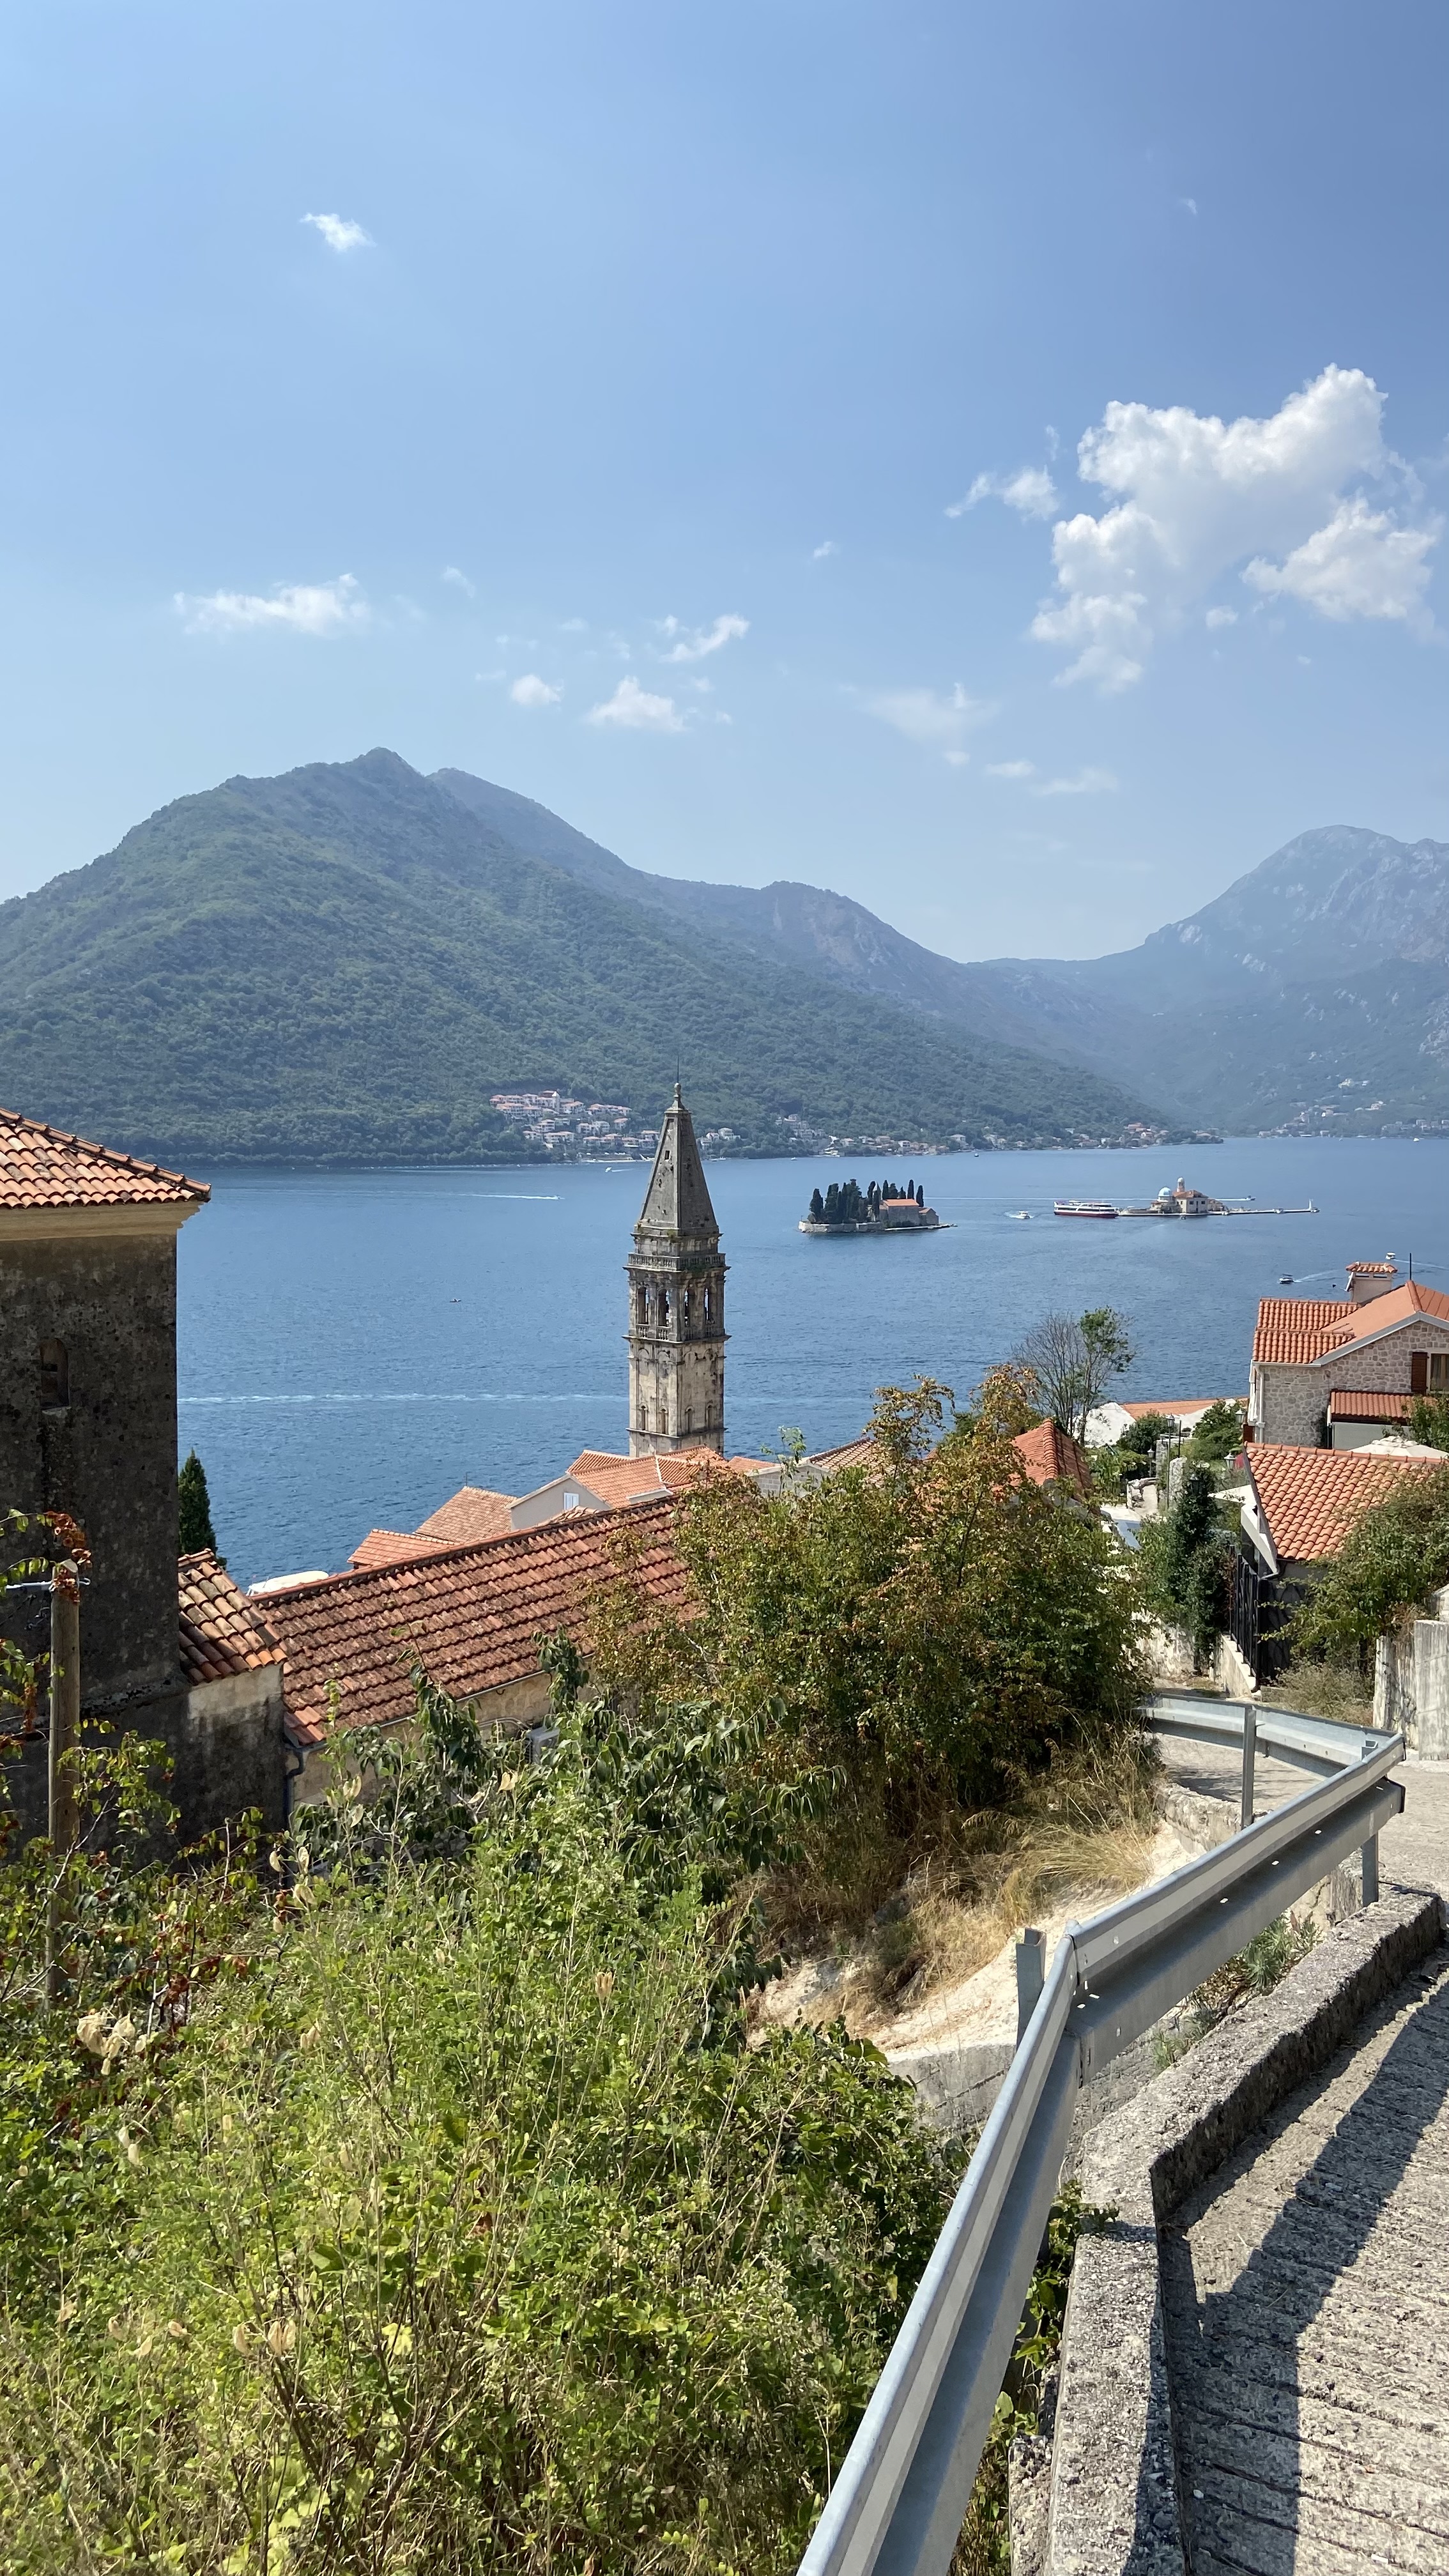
[1119,1398,1227,1421]
[1252,1297,1355,1365]
[415,1485,518,1545]
[1247,1443,1443,1565]
[0,1107,208,1211]
[349,1529,452,1572]
[1012,1420,1092,1498]
[1347,1261,1397,1276]
[1253,1280,1449,1367]
[565,1450,768,1506]
[1328,1390,1414,1423]
[806,1435,875,1472]
[178,1551,283,1686]
[264,1500,689,1749]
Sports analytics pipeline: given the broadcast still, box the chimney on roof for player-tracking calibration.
[1346,1261,1399,1308]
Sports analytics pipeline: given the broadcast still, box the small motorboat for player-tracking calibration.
[1278,1275,1293,1284]
[1009,1209,1032,1221]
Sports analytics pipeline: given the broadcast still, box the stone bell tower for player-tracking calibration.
[627,1088,726,1457]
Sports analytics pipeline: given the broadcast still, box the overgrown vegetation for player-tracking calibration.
[588,1373,1151,1938]
[1291,1462,1449,1660]
[1153,1913,1319,2069]
[1091,1409,1176,1500]
[0,1683,965,2575]
[0,1379,1159,2572]
[1135,1461,1236,1667]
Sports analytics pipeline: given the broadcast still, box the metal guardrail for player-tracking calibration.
[798,1694,1405,2576]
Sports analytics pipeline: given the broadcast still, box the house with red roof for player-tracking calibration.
[1248,1264,1449,1448]
[0,1108,291,1838]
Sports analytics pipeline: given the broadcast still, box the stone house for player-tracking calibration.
[0,1107,286,1839]
[1227,1439,1442,1690]
[1247,1266,1449,1448]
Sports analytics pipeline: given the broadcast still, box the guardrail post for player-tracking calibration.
[1239,1700,1257,1831]
[1361,1835,1380,1906]
[1016,1927,1045,2042]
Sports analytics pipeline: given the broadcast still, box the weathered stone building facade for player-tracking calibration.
[0,1110,285,1840]
[1248,1270,1449,1448]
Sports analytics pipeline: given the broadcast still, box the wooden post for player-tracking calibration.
[45,1563,80,2006]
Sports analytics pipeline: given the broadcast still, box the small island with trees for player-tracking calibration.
[801,1175,941,1234]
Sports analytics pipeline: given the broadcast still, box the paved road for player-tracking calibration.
[1163,1944,1449,2574]
[1158,1761,1449,2575]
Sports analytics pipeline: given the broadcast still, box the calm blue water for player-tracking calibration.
[177,1139,1449,1589]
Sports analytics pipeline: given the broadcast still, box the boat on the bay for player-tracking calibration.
[1054,1200,1119,1218]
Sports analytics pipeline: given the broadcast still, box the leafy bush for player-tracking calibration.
[1408,1395,1449,1453]
[0,1688,962,2576]
[1091,1410,1176,1500]
[588,1377,1150,1850]
[1291,1462,1449,1658]
[1186,1400,1246,1465]
[1135,1463,1234,1667]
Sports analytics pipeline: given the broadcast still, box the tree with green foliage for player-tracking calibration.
[1015,1306,1135,1444]
[1187,1400,1246,1464]
[808,1186,825,1222]
[1090,1409,1176,1499]
[1292,1463,1449,1660]
[1408,1395,1449,1453]
[1136,1461,1233,1668]
[586,1372,1149,1828]
[177,1449,217,1556]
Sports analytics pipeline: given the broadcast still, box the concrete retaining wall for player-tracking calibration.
[1034,1884,1443,2576]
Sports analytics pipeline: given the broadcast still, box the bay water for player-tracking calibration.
[178,1137,1449,1589]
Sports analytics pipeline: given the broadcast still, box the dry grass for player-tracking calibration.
[1259,1658,1375,1729]
[760,1730,1163,2027]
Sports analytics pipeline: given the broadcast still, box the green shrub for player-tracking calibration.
[0,1693,961,2576]
[1292,1463,1449,1658]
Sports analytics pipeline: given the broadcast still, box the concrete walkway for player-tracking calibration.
[1157,1763,1449,2575]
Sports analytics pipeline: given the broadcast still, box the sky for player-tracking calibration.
[1,0,1445,959]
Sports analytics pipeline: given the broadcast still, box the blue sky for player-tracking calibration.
[1,0,1445,956]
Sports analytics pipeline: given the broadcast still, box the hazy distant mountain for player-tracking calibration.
[435,778,1449,1137]
[0,751,1158,1164]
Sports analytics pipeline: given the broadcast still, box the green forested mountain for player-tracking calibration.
[0,751,1160,1165]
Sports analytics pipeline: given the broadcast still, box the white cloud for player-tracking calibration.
[1179,196,1199,217]
[813,539,838,559]
[656,612,749,663]
[441,565,476,598]
[560,616,588,632]
[1205,606,1238,629]
[1031,365,1439,689]
[510,673,561,708]
[174,573,369,636]
[949,466,1058,521]
[1031,766,1118,797]
[1243,497,1440,625]
[986,758,1036,779]
[862,682,995,765]
[302,212,372,254]
[586,675,686,732]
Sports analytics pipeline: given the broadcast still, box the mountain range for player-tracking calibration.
[0,752,1156,1164]
[0,750,1441,1165]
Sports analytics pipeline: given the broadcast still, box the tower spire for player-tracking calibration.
[626,1091,726,1457]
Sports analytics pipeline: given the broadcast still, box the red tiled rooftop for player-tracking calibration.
[1118,1398,1229,1421]
[1248,1443,1443,1564]
[349,1528,452,1572]
[566,1450,768,1506]
[1254,1280,1449,1367]
[264,1499,689,1748]
[0,1107,208,1211]
[1327,1390,1414,1423]
[178,1551,283,1686]
[1012,1420,1092,1498]
[416,1485,518,1545]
